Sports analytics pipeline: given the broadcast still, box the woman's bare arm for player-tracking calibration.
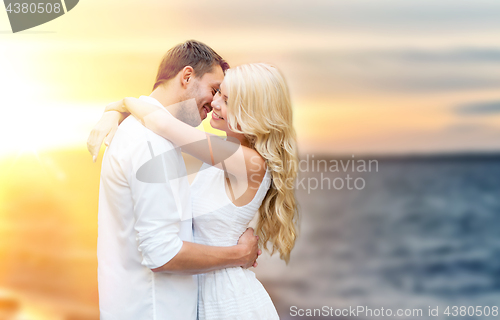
[106,97,266,180]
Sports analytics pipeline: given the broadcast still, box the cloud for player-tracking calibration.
[279,48,500,97]
[454,101,500,116]
[378,77,500,93]
[379,49,500,63]
[171,0,500,34]
[444,123,493,132]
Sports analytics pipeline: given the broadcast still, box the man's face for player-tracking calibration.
[185,66,225,123]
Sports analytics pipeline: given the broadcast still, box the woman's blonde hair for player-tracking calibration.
[224,63,299,263]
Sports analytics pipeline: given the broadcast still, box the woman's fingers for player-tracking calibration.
[92,130,104,159]
[87,129,99,159]
[86,129,94,154]
[104,127,117,147]
[87,127,109,162]
[87,111,121,162]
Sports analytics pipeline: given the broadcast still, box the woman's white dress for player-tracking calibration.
[191,163,279,320]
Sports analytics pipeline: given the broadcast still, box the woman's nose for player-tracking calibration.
[211,100,220,110]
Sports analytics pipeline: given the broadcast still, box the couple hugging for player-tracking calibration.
[87,40,298,320]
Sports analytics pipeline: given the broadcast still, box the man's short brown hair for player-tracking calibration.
[153,40,229,90]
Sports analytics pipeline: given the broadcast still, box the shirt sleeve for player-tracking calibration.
[122,131,184,269]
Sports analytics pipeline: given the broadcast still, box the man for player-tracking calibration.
[93,40,260,320]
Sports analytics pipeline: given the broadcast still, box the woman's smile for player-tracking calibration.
[212,111,224,120]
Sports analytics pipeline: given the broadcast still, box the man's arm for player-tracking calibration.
[152,228,260,275]
[126,130,259,275]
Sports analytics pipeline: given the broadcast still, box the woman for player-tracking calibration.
[88,63,298,319]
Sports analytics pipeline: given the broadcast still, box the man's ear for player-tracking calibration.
[180,66,194,88]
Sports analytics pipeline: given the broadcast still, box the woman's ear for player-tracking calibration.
[180,66,194,88]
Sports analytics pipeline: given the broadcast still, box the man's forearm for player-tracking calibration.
[151,241,250,275]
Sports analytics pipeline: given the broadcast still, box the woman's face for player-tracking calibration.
[210,80,230,132]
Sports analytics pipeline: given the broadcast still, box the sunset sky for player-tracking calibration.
[1,0,500,156]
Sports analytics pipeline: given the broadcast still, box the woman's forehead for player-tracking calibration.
[220,81,228,91]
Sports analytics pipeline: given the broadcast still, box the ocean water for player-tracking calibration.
[255,155,500,319]
[2,152,500,319]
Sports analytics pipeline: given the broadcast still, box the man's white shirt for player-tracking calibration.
[97,96,196,320]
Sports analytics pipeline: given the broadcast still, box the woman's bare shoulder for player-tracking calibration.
[243,147,266,177]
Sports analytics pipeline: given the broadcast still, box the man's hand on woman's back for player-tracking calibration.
[237,228,262,268]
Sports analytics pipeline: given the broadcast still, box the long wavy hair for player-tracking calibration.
[224,63,299,263]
